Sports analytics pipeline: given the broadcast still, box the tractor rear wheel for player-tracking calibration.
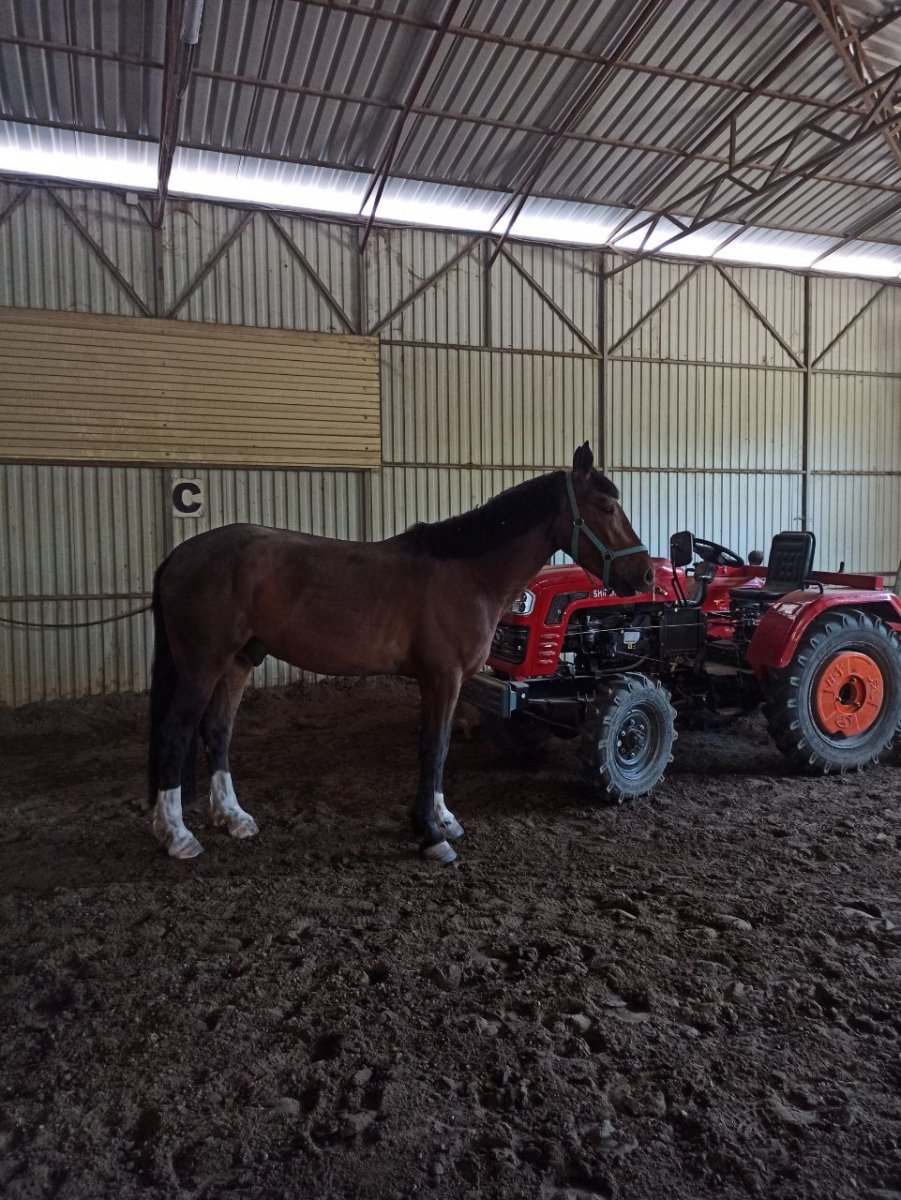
[581,673,677,803]
[763,609,901,774]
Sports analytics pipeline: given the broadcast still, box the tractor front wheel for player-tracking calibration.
[763,609,901,774]
[581,673,677,803]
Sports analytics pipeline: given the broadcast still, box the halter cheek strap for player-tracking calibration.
[565,470,648,588]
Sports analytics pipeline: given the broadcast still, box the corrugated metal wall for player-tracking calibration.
[606,256,806,563]
[1,180,899,704]
[809,277,901,575]
[0,464,161,706]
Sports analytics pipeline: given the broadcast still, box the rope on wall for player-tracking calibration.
[0,604,152,630]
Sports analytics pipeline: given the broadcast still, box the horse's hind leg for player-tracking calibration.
[152,673,218,859]
[413,672,463,864]
[201,658,258,840]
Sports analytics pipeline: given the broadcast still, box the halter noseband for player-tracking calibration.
[565,470,648,589]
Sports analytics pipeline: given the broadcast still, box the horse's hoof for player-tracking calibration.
[441,817,465,841]
[168,833,204,859]
[421,839,457,864]
[153,820,204,860]
[228,815,259,840]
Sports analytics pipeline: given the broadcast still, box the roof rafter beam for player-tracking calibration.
[0,35,161,68]
[603,21,828,246]
[156,0,204,227]
[0,112,157,143]
[9,161,901,258]
[808,188,901,265]
[6,107,901,212]
[487,0,668,265]
[358,0,462,253]
[608,61,901,253]
[807,0,901,176]
[157,0,183,224]
[187,68,901,198]
[606,91,901,277]
[5,115,901,250]
[293,0,863,115]
[858,3,901,41]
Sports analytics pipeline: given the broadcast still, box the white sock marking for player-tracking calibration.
[209,770,258,839]
[152,787,203,858]
[434,791,452,824]
[434,791,463,838]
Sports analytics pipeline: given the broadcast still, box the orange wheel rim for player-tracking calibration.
[814,652,884,736]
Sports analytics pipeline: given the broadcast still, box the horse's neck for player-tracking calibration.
[469,523,560,616]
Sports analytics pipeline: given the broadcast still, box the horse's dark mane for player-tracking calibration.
[395,469,619,559]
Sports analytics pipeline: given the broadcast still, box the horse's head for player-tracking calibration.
[560,443,654,597]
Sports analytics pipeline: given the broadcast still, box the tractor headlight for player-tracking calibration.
[509,589,536,616]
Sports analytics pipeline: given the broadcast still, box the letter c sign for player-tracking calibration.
[172,479,204,518]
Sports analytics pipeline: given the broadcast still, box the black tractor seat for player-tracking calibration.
[731,530,816,604]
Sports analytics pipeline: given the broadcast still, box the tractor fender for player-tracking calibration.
[746,589,901,676]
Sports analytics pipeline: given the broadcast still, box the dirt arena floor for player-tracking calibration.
[1,679,900,1200]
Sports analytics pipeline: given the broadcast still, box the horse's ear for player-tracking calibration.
[572,441,594,479]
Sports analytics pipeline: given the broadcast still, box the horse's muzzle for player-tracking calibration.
[611,556,655,597]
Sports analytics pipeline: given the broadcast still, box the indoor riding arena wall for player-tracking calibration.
[1,179,900,704]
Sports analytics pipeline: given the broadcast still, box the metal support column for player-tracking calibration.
[598,251,607,475]
[802,273,811,531]
[357,224,373,543]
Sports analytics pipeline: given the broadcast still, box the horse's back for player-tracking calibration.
[172,521,351,558]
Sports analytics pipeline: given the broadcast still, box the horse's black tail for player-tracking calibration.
[147,555,198,808]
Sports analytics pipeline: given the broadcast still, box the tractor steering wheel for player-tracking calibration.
[691,537,744,568]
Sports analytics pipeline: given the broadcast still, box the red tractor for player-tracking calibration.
[461,530,901,800]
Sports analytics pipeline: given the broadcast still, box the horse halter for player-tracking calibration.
[565,470,648,589]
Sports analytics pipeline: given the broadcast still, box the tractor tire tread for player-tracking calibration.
[762,608,901,774]
[580,672,677,805]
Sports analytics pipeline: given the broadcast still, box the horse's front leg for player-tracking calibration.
[413,673,462,863]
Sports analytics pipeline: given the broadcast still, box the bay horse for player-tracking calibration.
[148,443,653,864]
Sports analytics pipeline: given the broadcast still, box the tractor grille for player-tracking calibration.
[491,622,529,664]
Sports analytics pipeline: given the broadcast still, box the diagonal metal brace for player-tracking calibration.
[166,210,253,317]
[266,213,356,333]
[714,265,805,368]
[45,187,153,316]
[497,246,600,355]
[811,283,889,367]
[367,235,483,336]
[607,263,703,354]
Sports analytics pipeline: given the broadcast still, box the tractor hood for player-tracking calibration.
[513,559,683,609]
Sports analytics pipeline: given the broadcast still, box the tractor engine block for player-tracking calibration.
[561,605,657,668]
